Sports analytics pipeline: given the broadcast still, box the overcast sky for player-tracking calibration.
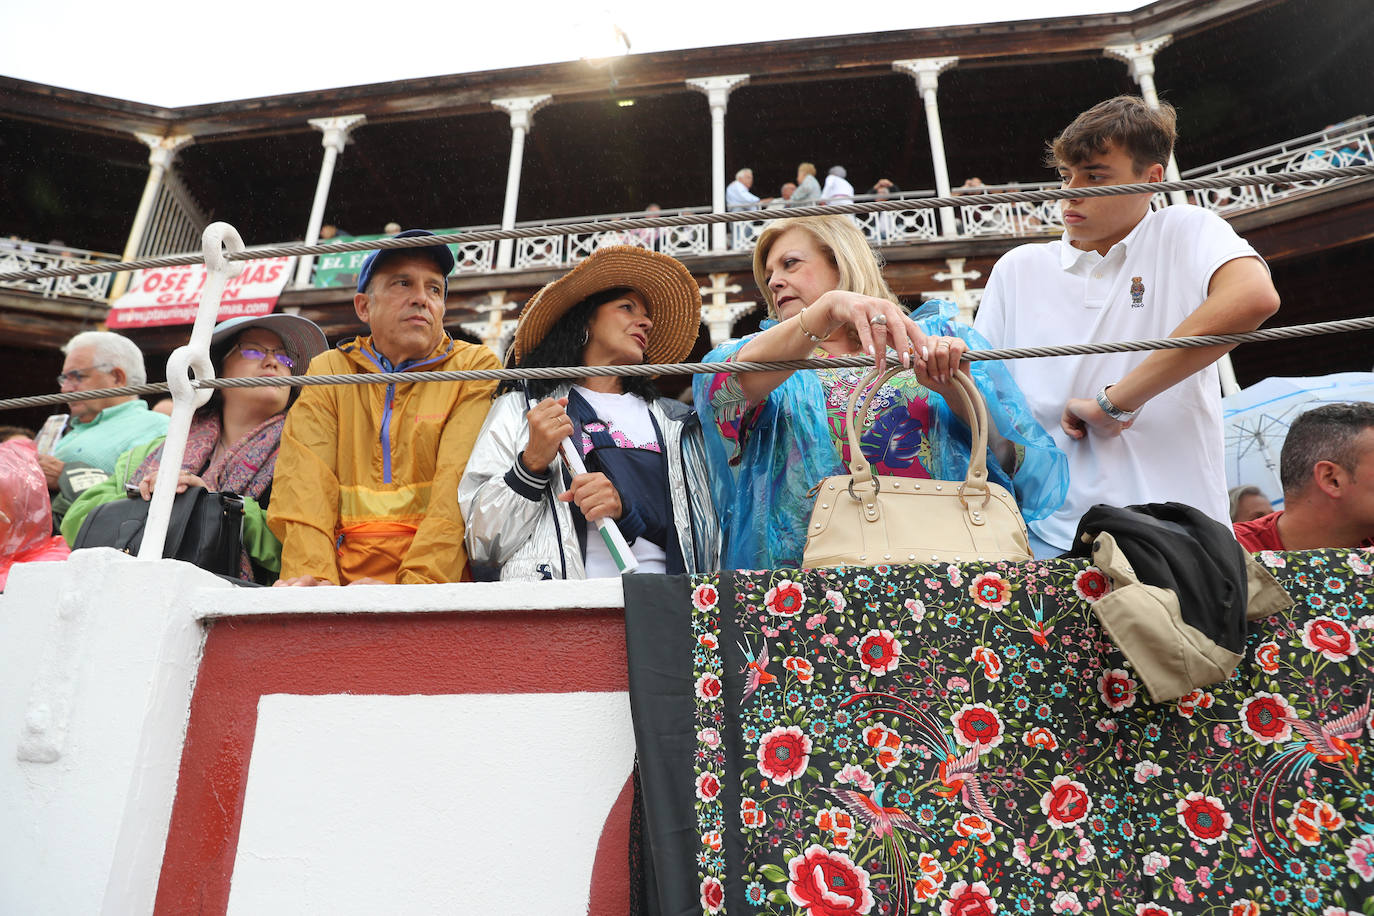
[2,1,1142,107]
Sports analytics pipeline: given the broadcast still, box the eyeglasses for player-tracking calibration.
[231,344,295,369]
[56,364,114,387]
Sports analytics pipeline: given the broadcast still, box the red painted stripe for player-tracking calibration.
[155,608,630,916]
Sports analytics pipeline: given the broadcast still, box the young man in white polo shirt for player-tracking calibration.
[974,96,1280,556]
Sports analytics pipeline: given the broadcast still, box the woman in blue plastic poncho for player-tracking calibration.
[692,215,1068,570]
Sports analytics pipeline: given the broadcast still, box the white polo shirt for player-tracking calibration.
[974,205,1265,550]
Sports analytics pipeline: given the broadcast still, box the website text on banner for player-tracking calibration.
[107,257,295,329]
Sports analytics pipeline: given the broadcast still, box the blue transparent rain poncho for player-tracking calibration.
[692,299,1069,571]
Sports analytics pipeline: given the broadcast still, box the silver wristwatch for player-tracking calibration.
[1095,386,1138,422]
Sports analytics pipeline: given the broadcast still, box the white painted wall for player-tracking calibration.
[0,552,635,915]
[228,693,635,915]
[0,548,226,916]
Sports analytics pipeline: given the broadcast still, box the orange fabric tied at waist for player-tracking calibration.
[335,520,419,585]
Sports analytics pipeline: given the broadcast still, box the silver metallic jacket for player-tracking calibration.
[458,386,722,580]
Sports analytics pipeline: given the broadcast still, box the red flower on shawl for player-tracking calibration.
[1302,616,1358,662]
[969,573,1012,611]
[1097,669,1137,712]
[1176,792,1231,844]
[1238,692,1295,744]
[951,703,1005,751]
[940,880,996,916]
[758,725,811,785]
[1073,567,1111,602]
[786,845,874,916]
[765,579,807,617]
[857,629,902,676]
[1040,775,1092,829]
[700,876,724,914]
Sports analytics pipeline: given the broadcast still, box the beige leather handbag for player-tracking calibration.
[801,367,1033,568]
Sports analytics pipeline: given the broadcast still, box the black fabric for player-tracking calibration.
[73,487,244,579]
[624,573,734,916]
[1068,501,1249,654]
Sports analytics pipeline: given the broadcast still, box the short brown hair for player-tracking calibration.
[1046,95,1177,173]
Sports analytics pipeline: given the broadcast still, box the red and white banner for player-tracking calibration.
[107,257,295,329]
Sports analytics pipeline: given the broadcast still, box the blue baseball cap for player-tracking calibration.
[355,229,456,294]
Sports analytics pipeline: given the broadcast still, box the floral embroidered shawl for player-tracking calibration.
[624,550,1374,915]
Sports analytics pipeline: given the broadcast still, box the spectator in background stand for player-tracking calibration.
[1228,485,1273,523]
[821,166,854,203]
[726,169,772,211]
[780,182,797,203]
[631,203,662,249]
[867,178,901,242]
[956,177,986,195]
[384,222,402,235]
[867,178,899,200]
[1234,402,1374,551]
[789,163,821,208]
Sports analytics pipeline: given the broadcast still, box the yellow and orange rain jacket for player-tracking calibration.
[267,334,499,584]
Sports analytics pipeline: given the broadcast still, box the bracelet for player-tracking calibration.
[796,306,826,343]
[1095,386,1138,422]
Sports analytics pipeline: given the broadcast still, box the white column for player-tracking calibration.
[932,259,984,325]
[493,95,553,270]
[459,291,520,361]
[293,115,367,288]
[108,132,194,300]
[687,75,749,252]
[894,58,959,237]
[1104,37,1187,207]
[698,272,755,346]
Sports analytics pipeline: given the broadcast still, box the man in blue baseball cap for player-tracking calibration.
[269,229,500,586]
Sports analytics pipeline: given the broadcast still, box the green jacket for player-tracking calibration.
[60,437,282,574]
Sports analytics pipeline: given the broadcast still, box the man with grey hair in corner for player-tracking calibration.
[725,168,773,211]
[39,331,168,493]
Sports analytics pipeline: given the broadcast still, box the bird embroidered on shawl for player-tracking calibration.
[821,782,921,915]
[839,692,1011,829]
[1251,693,1370,866]
[738,638,777,704]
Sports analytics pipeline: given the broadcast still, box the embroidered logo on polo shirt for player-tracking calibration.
[1130,276,1145,308]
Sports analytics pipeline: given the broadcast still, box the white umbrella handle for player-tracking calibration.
[558,438,639,574]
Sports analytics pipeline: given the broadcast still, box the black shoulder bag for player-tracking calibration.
[73,486,245,579]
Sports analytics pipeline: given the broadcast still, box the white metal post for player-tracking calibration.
[293,115,366,288]
[108,133,194,300]
[687,75,749,252]
[138,223,244,561]
[493,95,553,270]
[894,59,958,237]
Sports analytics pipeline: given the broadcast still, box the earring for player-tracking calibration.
[580,328,589,346]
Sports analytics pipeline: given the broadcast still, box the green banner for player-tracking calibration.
[311,230,467,289]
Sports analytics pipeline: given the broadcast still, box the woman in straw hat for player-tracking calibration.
[459,246,720,580]
[693,215,1067,570]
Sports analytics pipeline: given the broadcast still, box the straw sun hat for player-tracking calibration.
[512,246,702,367]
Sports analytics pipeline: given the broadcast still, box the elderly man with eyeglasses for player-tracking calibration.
[40,331,168,496]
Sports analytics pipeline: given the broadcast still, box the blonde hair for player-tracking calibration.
[752,215,896,319]
[797,162,816,178]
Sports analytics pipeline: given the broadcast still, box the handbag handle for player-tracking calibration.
[844,364,991,509]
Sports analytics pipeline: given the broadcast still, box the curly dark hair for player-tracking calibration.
[498,286,659,402]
